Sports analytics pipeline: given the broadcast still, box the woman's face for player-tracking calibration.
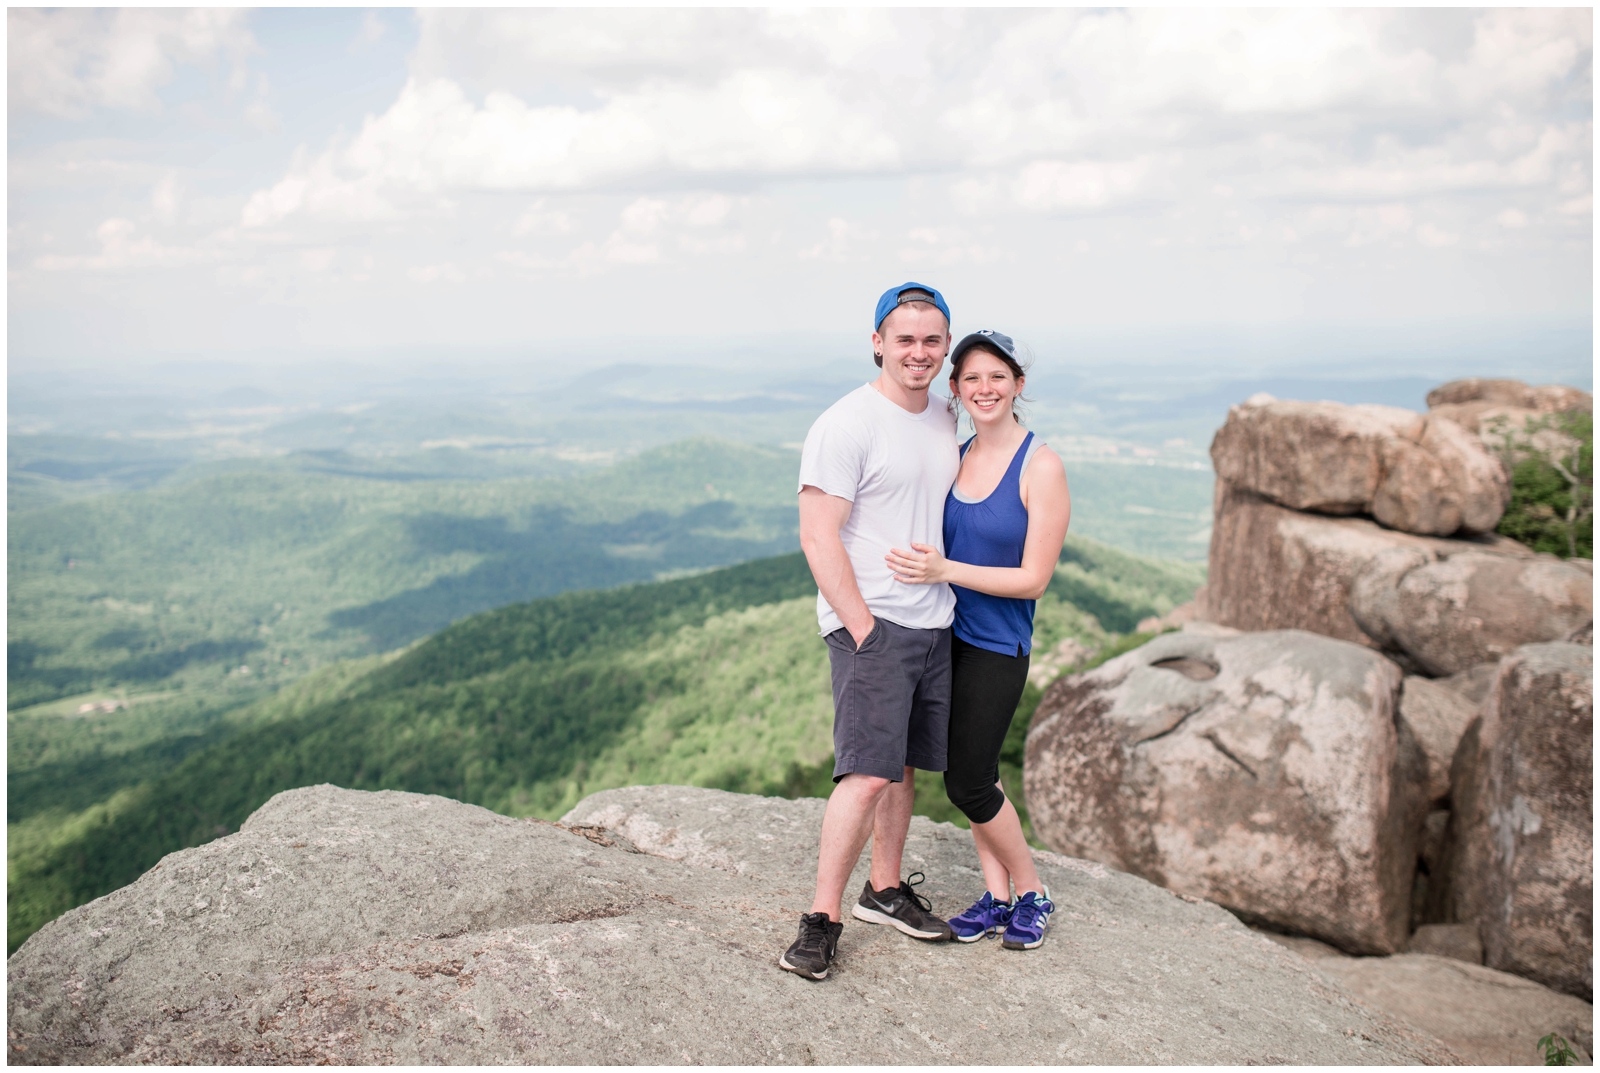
[953,350,1022,424]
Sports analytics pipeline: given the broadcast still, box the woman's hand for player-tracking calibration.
[886,542,950,585]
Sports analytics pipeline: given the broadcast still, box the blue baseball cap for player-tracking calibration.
[874,282,951,333]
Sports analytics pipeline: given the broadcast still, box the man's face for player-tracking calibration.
[872,303,950,394]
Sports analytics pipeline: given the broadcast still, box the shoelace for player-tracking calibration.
[983,896,1015,939]
[1011,897,1054,932]
[957,894,1010,922]
[796,913,834,955]
[899,871,935,913]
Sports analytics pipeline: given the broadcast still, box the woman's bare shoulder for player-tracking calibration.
[1025,442,1067,482]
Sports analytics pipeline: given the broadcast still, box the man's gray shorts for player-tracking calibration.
[825,619,951,783]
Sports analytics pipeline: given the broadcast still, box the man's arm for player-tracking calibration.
[799,485,875,647]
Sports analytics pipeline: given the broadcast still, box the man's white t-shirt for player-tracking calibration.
[797,383,961,635]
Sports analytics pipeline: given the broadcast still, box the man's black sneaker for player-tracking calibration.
[779,912,843,980]
[851,872,953,941]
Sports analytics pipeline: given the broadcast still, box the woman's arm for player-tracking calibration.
[885,446,1071,600]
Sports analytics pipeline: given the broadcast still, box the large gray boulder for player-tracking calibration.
[1438,644,1593,1000]
[1210,396,1509,536]
[1204,481,1528,650]
[1351,549,1593,676]
[1024,628,1425,956]
[5,784,1455,1064]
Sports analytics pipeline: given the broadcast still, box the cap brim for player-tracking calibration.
[950,334,1011,365]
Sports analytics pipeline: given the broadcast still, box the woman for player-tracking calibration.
[885,329,1071,950]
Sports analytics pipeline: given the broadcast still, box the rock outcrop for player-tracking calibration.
[1210,396,1510,536]
[1437,643,1594,1000]
[1427,378,1592,436]
[1035,376,1595,1012]
[1207,481,1588,669]
[1427,378,1592,416]
[1024,627,1424,955]
[6,784,1456,1065]
[1352,549,1593,676]
[1205,480,1530,649]
[1260,931,1593,1066]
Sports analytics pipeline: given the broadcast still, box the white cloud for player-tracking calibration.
[408,9,932,97]
[238,8,1589,242]
[799,218,880,262]
[1457,8,1590,102]
[242,72,279,135]
[300,249,337,274]
[240,71,898,229]
[1311,203,1405,248]
[948,156,1174,217]
[495,249,555,273]
[569,194,751,270]
[151,174,181,224]
[34,217,214,271]
[1267,122,1592,202]
[894,226,1002,268]
[9,8,1590,354]
[353,10,388,50]
[1416,223,1461,248]
[1013,159,1162,213]
[1559,193,1593,217]
[498,194,752,277]
[514,200,576,236]
[8,8,256,117]
[407,262,466,284]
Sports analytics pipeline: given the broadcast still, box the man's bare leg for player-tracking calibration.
[809,773,892,921]
[868,766,916,892]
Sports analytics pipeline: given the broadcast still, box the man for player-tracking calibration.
[779,282,961,981]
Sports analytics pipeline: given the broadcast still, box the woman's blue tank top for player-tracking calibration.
[943,431,1037,657]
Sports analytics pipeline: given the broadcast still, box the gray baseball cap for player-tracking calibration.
[951,329,1017,365]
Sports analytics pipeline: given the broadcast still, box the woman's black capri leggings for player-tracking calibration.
[944,636,1031,825]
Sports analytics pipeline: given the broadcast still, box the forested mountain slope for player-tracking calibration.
[8,536,1202,952]
[8,438,802,713]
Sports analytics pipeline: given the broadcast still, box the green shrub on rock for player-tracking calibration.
[1491,411,1592,560]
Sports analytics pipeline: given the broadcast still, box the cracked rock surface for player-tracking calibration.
[8,784,1454,1064]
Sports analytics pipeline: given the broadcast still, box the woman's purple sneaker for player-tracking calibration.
[1002,889,1055,950]
[948,891,1013,943]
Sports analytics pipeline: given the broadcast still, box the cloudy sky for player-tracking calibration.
[7,8,1593,371]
